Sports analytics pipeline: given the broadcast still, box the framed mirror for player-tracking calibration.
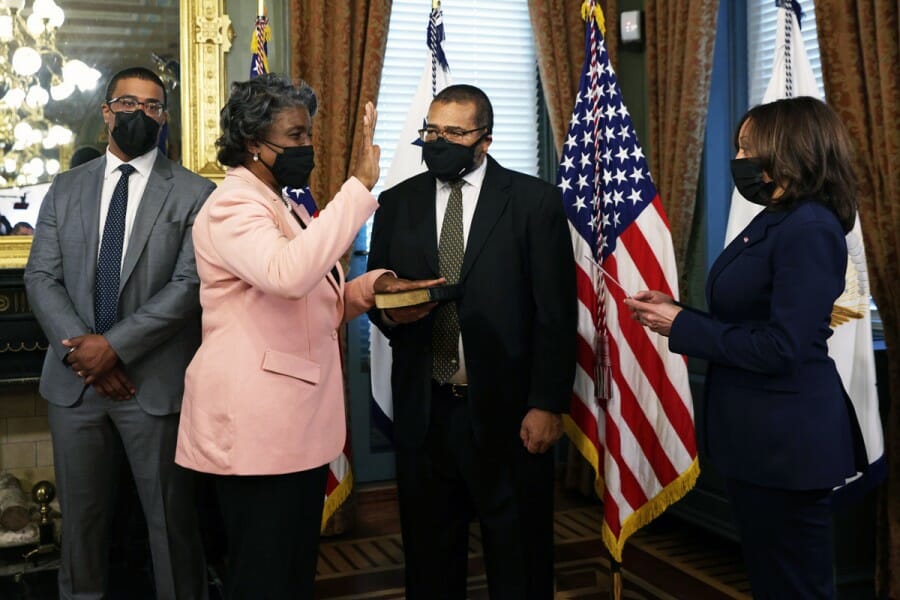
[0,0,231,268]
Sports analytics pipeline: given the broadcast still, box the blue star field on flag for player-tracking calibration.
[558,17,657,265]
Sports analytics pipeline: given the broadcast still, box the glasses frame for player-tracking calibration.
[106,96,167,118]
[417,126,487,143]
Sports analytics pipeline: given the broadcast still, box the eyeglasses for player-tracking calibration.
[106,96,166,118]
[417,126,487,143]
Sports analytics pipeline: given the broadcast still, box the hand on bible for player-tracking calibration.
[375,274,446,324]
[373,273,446,294]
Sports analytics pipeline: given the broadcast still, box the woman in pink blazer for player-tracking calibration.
[175,74,438,599]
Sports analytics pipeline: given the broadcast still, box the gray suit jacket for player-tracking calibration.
[24,153,215,415]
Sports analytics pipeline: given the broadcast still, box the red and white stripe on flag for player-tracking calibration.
[560,2,699,562]
[249,4,351,531]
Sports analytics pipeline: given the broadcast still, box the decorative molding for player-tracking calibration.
[181,0,233,185]
[0,288,30,314]
[0,0,232,268]
[0,342,48,353]
[0,238,33,270]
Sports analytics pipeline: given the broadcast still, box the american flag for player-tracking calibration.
[560,2,698,562]
[249,3,349,530]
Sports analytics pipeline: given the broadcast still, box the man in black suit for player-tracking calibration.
[368,84,576,599]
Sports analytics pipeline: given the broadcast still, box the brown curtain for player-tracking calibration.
[291,0,391,208]
[645,2,718,280]
[291,0,392,534]
[528,0,618,155]
[816,2,900,597]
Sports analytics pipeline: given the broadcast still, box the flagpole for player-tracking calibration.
[258,0,264,17]
[610,555,623,600]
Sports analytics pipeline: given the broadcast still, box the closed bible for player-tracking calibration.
[375,283,463,309]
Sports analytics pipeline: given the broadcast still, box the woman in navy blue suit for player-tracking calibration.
[625,96,865,599]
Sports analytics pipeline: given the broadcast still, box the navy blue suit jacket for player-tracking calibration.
[669,199,864,490]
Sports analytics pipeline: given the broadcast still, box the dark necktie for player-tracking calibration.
[432,179,465,383]
[95,164,136,334]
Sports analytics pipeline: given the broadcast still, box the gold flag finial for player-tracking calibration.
[581,1,606,36]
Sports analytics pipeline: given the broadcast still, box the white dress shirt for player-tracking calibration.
[97,148,158,269]
[434,158,488,384]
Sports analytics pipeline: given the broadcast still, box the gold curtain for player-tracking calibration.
[645,2,718,280]
[816,2,900,596]
[290,0,392,534]
[290,0,392,208]
[528,0,618,155]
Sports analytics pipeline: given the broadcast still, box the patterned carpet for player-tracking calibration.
[315,505,752,599]
[0,503,751,598]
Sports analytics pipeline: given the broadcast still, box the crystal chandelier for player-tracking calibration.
[0,0,101,186]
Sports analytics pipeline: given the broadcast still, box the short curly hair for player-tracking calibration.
[216,73,318,167]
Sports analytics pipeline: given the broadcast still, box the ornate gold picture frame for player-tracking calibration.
[0,0,232,269]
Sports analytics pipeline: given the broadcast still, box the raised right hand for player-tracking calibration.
[351,101,381,189]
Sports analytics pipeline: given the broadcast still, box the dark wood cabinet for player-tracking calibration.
[0,269,48,383]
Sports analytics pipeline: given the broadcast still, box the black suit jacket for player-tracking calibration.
[368,156,577,449]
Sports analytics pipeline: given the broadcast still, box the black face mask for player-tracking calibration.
[731,158,777,206]
[260,141,315,189]
[111,110,161,159]
[422,137,484,181]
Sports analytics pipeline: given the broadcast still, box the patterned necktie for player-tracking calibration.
[432,179,465,383]
[95,164,136,334]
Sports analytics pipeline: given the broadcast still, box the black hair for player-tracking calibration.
[105,66,167,107]
[432,84,494,133]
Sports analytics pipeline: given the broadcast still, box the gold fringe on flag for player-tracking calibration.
[321,468,354,533]
[563,415,701,562]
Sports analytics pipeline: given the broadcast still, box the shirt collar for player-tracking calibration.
[437,155,488,191]
[104,147,158,180]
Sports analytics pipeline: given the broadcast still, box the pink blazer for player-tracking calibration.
[175,166,386,475]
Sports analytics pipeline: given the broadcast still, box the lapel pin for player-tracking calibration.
[743,236,749,243]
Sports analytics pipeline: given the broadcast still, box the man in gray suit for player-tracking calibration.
[24,67,214,600]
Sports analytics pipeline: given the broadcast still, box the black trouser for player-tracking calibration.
[213,465,329,600]
[726,478,835,599]
[395,382,556,599]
